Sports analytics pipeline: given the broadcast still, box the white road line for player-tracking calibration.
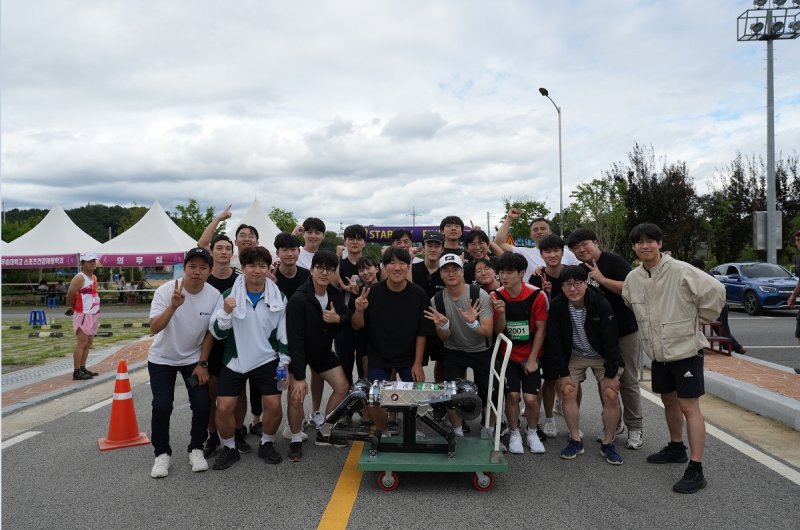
[2,431,42,449]
[640,388,800,486]
[80,398,113,412]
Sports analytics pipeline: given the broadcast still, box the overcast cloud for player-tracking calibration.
[2,1,799,232]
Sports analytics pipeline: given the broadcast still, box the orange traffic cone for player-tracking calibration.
[98,360,150,451]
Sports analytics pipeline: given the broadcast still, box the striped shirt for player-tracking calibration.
[568,302,599,358]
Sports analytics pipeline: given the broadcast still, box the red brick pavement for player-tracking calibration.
[2,338,152,408]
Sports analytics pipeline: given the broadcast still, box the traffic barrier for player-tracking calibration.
[98,360,150,451]
[96,332,113,337]
[27,332,64,338]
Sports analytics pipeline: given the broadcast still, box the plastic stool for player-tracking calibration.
[29,310,47,326]
[47,295,58,308]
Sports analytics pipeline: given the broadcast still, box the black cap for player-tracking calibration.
[423,231,445,244]
[184,247,213,266]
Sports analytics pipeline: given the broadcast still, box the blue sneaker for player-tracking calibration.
[559,439,584,460]
[601,443,624,465]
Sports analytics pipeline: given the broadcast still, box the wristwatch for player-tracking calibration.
[198,360,209,369]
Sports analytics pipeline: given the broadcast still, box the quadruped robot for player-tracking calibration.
[323,334,514,491]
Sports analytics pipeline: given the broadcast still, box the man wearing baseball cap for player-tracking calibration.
[65,252,101,380]
[148,247,221,478]
[423,253,494,436]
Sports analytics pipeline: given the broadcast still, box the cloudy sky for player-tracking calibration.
[2,1,799,233]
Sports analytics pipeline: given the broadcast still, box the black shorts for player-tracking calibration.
[208,340,224,377]
[217,359,281,397]
[442,348,492,402]
[308,350,342,376]
[503,358,542,395]
[540,355,559,381]
[651,354,705,399]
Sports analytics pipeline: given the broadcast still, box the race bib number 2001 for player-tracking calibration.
[506,320,530,342]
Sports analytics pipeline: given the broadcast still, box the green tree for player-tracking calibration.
[173,199,217,240]
[568,175,628,253]
[498,197,550,243]
[118,206,148,233]
[268,207,299,233]
[1,215,43,242]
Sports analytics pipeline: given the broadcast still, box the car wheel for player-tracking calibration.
[744,291,762,315]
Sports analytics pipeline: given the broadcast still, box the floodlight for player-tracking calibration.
[751,22,765,33]
[774,0,787,6]
[789,20,800,32]
[753,0,767,6]
[771,21,785,33]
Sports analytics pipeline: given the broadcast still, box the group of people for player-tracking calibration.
[134,207,725,495]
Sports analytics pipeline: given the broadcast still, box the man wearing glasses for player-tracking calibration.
[285,250,351,459]
[566,228,643,451]
[546,265,624,465]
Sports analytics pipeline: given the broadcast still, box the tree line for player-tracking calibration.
[3,143,799,268]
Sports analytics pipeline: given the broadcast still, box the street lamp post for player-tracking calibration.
[539,87,563,237]
[737,0,800,264]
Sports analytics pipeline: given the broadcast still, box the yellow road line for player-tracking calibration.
[318,441,364,529]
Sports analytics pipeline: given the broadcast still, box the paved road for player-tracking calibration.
[2,374,798,529]
[726,308,798,369]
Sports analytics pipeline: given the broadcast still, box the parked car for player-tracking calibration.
[709,262,797,315]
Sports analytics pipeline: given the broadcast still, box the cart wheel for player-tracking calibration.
[472,472,495,492]
[377,471,399,491]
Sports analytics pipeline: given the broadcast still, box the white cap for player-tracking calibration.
[80,252,98,262]
[438,254,463,269]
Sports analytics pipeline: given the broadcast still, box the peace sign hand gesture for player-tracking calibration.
[322,302,341,324]
[171,280,186,309]
[354,287,370,312]
[490,291,505,314]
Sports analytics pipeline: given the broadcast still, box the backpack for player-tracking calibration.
[434,284,490,348]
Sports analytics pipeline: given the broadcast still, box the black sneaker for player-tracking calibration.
[462,422,471,434]
[72,369,92,380]
[315,431,348,447]
[249,422,263,437]
[287,442,303,462]
[258,442,283,464]
[536,424,547,442]
[647,443,689,464]
[203,432,220,458]
[673,467,707,493]
[81,367,99,377]
[235,427,252,454]
[212,446,240,470]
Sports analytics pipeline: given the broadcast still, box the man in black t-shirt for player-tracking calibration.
[334,224,366,391]
[411,232,446,380]
[439,215,465,257]
[203,234,243,458]
[352,247,433,435]
[273,233,310,299]
[566,228,643,451]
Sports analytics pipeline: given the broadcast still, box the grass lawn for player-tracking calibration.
[2,317,151,369]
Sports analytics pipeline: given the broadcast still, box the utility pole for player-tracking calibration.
[406,206,421,227]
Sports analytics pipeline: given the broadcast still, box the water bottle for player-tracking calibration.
[276,354,290,391]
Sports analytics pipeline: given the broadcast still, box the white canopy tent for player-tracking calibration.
[92,201,196,267]
[226,199,282,256]
[1,204,101,269]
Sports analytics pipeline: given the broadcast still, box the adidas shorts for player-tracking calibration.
[651,353,704,399]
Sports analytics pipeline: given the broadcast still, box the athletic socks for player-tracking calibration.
[221,436,236,450]
[261,433,275,445]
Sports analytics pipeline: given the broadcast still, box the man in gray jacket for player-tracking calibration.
[622,223,725,494]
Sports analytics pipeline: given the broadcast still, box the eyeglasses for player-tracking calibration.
[563,280,586,290]
[313,266,337,274]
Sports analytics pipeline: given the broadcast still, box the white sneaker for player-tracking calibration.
[527,430,546,454]
[282,425,309,441]
[311,410,325,429]
[188,449,208,472]
[625,430,643,450]
[508,430,524,454]
[542,420,558,438]
[150,454,170,478]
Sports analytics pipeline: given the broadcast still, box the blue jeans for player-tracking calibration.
[149,361,210,457]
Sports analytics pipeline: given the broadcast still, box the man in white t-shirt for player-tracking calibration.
[493,208,580,281]
[148,248,221,479]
